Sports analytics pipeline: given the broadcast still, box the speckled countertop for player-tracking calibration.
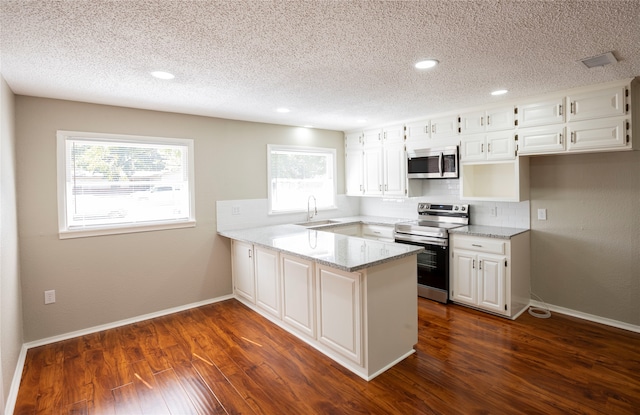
[449,225,529,239]
[219,220,423,272]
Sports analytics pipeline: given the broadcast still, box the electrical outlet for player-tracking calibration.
[537,208,547,221]
[44,290,56,304]
[490,207,498,217]
[231,206,240,215]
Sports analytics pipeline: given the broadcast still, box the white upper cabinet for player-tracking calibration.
[567,85,628,121]
[517,124,566,155]
[460,106,515,134]
[517,97,565,128]
[345,146,364,196]
[345,131,363,149]
[567,118,629,151]
[430,114,460,140]
[461,131,515,162]
[405,120,430,144]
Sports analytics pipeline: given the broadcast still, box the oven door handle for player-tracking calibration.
[394,234,448,247]
[438,152,444,177]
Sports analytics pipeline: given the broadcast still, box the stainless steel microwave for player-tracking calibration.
[407,146,459,179]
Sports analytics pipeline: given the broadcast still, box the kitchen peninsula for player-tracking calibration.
[219,224,423,380]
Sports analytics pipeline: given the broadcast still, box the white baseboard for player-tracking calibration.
[529,300,640,333]
[5,294,234,415]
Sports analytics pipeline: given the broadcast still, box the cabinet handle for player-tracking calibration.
[487,115,491,125]
[379,184,382,191]
[481,143,484,153]
[431,125,436,134]
[385,184,388,191]
[559,133,563,144]
[571,131,576,143]
[479,260,482,270]
[480,117,484,126]
[472,244,482,247]
[487,143,491,152]
[424,125,429,134]
[472,259,476,269]
[248,249,252,259]
[570,101,575,114]
[558,104,563,116]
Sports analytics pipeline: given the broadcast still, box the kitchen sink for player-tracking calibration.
[295,219,342,227]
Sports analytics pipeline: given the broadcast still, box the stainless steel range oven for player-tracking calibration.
[394,203,469,303]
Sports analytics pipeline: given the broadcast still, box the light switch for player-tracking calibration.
[537,208,547,221]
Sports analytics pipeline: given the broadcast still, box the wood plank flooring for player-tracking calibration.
[13,298,640,414]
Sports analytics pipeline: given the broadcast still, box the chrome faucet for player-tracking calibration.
[307,195,317,221]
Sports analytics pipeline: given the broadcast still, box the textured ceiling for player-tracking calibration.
[1,0,639,131]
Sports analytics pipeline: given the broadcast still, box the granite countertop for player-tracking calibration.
[219,223,423,272]
[295,215,413,230]
[449,225,530,239]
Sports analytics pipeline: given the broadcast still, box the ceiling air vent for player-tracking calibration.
[579,51,618,69]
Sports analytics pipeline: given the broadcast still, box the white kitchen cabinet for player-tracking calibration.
[516,124,566,155]
[450,232,530,319]
[517,96,565,127]
[460,131,515,162]
[567,117,630,151]
[231,240,255,303]
[405,119,430,144]
[316,264,362,365]
[255,246,281,319]
[345,146,364,195]
[430,114,460,140]
[460,106,515,134]
[345,131,363,148]
[460,157,529,202]
[361,126,406,197]
[281,253,316,339]
[567,84,628,122]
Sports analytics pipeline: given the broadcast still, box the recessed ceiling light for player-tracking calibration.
[357,119,367,124]
[303,125,314,128]
[491,89,508,96]
[414,59,439,69]
[276,107,291,113]
[150,71,175,80]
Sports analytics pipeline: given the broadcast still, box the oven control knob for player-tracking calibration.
[454,206,459,211]
[461,206,466,211]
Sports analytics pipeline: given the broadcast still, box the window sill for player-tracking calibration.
[59,220,196,239]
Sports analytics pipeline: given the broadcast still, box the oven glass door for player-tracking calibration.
[397,239,449,292]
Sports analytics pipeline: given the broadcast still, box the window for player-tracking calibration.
[57,131,195,238]
[268,145,336,214]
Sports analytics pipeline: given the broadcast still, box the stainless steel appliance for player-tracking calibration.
[407,146,459,179]
[394,203,469,303]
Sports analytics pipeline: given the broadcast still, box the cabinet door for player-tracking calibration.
[517,125,566,155]
[383,140,406,196]
[459,110,486,135]
[451,251,477,305]
[316,265,362,365]
[518,97,565,127]
[460,134,486,161]
[477,255,506,315]
[568,85,627,121]
[281,254,315,338]
[430,115,459,139]
[361,224,394,242]
[345,148,364,195]
[255,247,280,318]
[567,118,629,151]
[486,106,515,131]
[486,131,515,161]
[345,132,362,149]
[231,240,255,303]
[363,128,382,146]
[383,125,405,144]
[363,146,383,195]
[405,119,430,144]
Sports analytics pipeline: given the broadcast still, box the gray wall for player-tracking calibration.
[15,96,344,342]
[529,151,640,325]
[1,77,23,411]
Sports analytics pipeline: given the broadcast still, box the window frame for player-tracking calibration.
[267,144,337,215]
[56,130,196,239]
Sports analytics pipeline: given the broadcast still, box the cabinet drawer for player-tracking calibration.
[453,236,505,255]
[361,224,394,241]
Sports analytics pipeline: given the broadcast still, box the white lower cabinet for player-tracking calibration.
[450,232,530,319]
[255,246,281,319]
[281,253,316,338]
[231,240,255,303]
[316,265,362,365]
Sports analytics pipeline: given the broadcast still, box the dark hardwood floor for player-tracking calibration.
[13,297,640,414]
